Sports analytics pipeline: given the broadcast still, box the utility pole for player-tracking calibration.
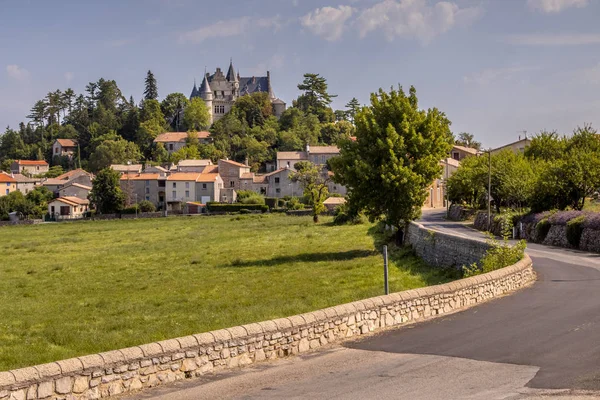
[383,245,389,295]
[488,149,492,231]
[445,157,449,216]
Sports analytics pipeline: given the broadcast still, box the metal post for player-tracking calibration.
[445,158,449,216]
[383,245,389,295]
[135,194,138,218]
[487,150,492,231]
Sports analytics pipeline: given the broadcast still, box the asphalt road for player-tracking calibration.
[123,210,600,399]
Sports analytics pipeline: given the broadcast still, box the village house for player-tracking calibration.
[110,164,143,175]
[42,178,68,194]
[144,165,169,175]
[120,173,165,208]
[195,172,223,204]
[153,132,211,154]
[218,159,251,191]
[491,137,532,155]
[276,145,339,169]
[0,173,17,196]
[323,197,346,212]
[261,168,301,198]
[450,145,479,161]
[47,197,89,220]
[10,160,49,176]
[55,169,93,187]
[52,139,78,158]
[59,183,92,200]
[11,174,40,194]
[166,173,201,211]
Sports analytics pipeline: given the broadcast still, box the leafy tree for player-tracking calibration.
[170,145,200,164]
[447,155,487,208]
[144,70,158,100]
[0,128,28,161]
[231,92,273,128]
[330,86,452,241]
[289,161,330,223]
[295,73,336,123]
[454,132,481,150]
[345,97,361,124]
[183,97,210,131]
[320,121,355,145]
[161,93,189,131]
[0,191,36,220]
[26,186,54,218]
[89,139,142,172]
[525,131,565,161]
[89,168,125,214]
[489,150,535,212]
[334,110,347,122]
[151,142,169,163]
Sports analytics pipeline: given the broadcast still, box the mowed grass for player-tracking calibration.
[0,214,455,370]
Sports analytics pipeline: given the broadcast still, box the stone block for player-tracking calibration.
[8,390,25,400]
[298,338,310,353]
[139,343,163,357]
[176,335,198,350]
[272,318,292,330]
[120,346,144,362]
[72,377,89,394]
[56,358,83,375]
[0,372,15,387]
[158,339,181,353]
[11,367,39,383]
[287,315,306,328]
[55,376,73,395]
[193,332,215,346]
[130,378,143,391]
[311,310,327,322]
[227,326,248,339]
[108,381,124,396]
[211,329,232,343]
[99,350,125,366]
[35,382,53,399]
[34,363,61,379]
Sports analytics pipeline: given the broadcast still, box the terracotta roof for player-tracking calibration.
[0,173,16,183]
[62,183,92,191]
[350,136,357,142]
[452,145,478,155]
[154,131,211,143]
[167,172,202,181]
[220,159,249,168]
[441,158,461,168]
[276,152,307,160]
[119,173,160,181]
[55,139,77,148]
[309,146,339,154]
[55,168,92,181]
[196,173,220,183]
[110,164,143,173]
[203,165,219,174]
[53,196,89,206]
[43,178,68,186]
[14,160,48,166]
[178,159,213,167]
[240,172,254,179]
[323,197,346,205]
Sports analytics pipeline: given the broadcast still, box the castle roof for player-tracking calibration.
[199,74,211,94]
[239,76,269,96]
[226,60,238,82]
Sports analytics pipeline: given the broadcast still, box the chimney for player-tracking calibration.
[306,143,310,153]
[518,135,521,140]
[244,157,249,166]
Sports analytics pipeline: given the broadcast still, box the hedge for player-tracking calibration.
[206,203,269,213]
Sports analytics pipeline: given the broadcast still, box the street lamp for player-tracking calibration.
[486,149,492,231]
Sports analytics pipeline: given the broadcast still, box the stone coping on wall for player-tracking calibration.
[0,234,535,399]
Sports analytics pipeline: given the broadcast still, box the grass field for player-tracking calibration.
[0,214,456,370]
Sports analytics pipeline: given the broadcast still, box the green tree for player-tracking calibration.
[161,93,189,131]
[320,121,355,145]
[89,139,142,172]
[144,70,158,101]
[447,155,487,208]
[345,97,361,124]
[330,86,452,241]
[295,73,336,123]
[231,92,273,128]
[525,131,566,161]
[454,132,481,150]
[289,161,330,223]
[89,168,125,214]
[183,97,210,131]
[26,186,54,218]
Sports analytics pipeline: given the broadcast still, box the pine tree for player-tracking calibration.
[144,70,158,101]
[345,97,360,124]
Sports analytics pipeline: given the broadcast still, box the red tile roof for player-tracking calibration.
[219,159,249,168]
[154,131,211,143]
[55,139,78,148]
[119,173,160,181]
[55,168,92,181]
[196,173,220,183]
[0,173,16,183]
[14,160,48,166]
[167,172,202,181]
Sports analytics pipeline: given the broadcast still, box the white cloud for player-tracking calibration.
[179,16,282,43]
[6,64,30,81]
[300,6,354,42]
[65,72,74,82]
[527,0,588,13]
[463,66,540,86]
[504,33,600,46]
[245,54,286,76]
[356,0,482,44]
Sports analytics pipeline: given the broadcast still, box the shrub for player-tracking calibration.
[121,205,139,214]
[286,197,305,211]
[584,213,600,230]
[463,239,526,277]
[138,200,156,213]
[535,218,551,242]
[264,198,277,209]
[333,202,364,225]
[548,210,584,226]
[206,203,268,213]
[237,190,265,205]
[566,215,585,248]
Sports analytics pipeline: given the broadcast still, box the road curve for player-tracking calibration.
[123,210,600,399]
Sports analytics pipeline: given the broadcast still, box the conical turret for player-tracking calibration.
[226,59,238,82]
[199,74,212,100]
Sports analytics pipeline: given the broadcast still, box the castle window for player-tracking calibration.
[221,91,225,97]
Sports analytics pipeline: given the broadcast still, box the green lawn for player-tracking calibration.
[0,214,455,370]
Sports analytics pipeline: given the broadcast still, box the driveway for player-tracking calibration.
[123,210,600,399]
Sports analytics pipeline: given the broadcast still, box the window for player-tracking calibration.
[275,188,281,194]
[5,183,9,187]
[145,180,150,186]
[55,147,58,154]
[5,189,8,195]
[214,90,218,97]
[453,152,460,160]
[287,161,290,167]
[185,182,189,189]
[145,187,150,194]
[172,190,176,198]
[333,186,337,191]
[158,180,165,188]
[202,183,207,189]
[221,91,225,97]
[274,177,280,184]
[169,144,174,151]
[185,190,190,198]
[145,196,150,201]
[230,181,235,188]
[172,182,176,188]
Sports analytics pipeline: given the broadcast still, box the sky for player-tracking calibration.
[1,0,600,148]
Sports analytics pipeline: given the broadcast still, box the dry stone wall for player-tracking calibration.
[0,225,535,400]
[405,221,491,269]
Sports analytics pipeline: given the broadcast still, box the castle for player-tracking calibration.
[190,60,286,124]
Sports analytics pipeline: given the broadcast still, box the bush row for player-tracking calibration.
[206,203,269,213]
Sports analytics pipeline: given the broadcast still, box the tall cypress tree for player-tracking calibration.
[144,70,158,101]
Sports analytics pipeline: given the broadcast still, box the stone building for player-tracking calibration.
[190,60,286,124]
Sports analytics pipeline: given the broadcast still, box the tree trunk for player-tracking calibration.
[395,226,404,246]
[313,214,319,223]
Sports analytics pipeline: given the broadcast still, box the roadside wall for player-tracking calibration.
[0,226,534,400]
[405,221,491,269]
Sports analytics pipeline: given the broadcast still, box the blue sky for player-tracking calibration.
[2,0,600,147]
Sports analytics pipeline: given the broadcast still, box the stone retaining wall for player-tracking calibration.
[405,221,491,269]
[0,226,535,400]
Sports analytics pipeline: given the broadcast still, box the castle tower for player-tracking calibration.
[226,59,239,98]
[199,73,213,123]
